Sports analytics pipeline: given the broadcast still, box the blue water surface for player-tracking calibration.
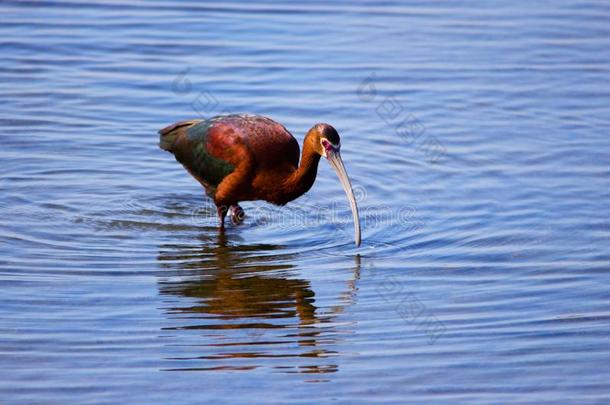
[1,0,610,403]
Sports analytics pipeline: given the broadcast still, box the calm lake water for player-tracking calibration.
[2,0,610,403]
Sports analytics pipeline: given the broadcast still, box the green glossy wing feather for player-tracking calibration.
[185,121,235,186]
[159,118,236,196]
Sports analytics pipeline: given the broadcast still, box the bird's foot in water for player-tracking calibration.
[217,205,228,230]
[229,204,245,224]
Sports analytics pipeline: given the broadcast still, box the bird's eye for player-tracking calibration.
[321,139,332,151]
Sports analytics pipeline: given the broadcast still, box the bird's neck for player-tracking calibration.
[283,138,321,202]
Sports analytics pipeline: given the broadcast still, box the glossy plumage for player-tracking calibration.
[159,114,361,246]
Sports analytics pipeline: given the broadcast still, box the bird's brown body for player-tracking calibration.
[159,114,361,246]
[160,115,320,206]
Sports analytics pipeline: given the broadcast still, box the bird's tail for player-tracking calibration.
[158,119,201,152]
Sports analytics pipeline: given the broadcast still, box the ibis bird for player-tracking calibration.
[159,114,361,246]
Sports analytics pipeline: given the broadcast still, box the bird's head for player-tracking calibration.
[311,123,341,158]
[308,123,361,247]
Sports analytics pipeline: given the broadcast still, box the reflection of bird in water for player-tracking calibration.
[157,233,360,375]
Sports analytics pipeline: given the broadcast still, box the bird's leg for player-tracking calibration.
[229,204,245,224]
[217,205,228,229]
[213,156,254,226]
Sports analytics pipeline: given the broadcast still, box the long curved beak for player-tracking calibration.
[327,149,361,247]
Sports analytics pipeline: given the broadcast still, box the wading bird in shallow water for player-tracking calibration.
[159,114,361,246]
